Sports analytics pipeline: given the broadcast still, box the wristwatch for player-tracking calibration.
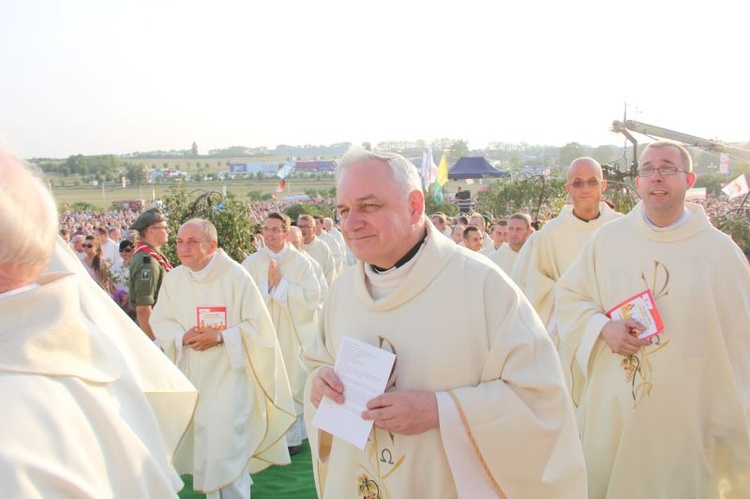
[216,331,224,346]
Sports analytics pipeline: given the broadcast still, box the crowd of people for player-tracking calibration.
[2,142,748,498]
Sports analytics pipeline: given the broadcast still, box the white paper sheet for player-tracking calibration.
[311,335,396,450]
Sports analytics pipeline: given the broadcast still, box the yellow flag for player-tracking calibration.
[437,153,449,187]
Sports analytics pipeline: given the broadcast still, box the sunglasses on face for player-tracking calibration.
[82,243,94,248]
[569,178,601,188]
[120,248,133,253]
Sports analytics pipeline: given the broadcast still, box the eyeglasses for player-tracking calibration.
[297,225,312,230]
[638,166,683,177]
[569,178,601,188]
[149,225,169,231]
[262,227,285,234]
[82,243,94,248]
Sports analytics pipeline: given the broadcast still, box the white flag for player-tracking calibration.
[421,148,437,189]
[721,173,749,199]
[719,153,731,175]
[277,159,295,179]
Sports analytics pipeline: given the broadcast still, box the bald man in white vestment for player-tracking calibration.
[152,219,295,499]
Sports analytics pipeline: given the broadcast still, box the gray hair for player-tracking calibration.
[336,148,422,196]
[180,218,218,245]
[640,141,693,172]
[0,149,59,285]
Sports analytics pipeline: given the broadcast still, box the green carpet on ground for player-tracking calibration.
[178,440,316,498]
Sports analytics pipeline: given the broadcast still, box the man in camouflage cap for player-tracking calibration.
[128,208,172,340]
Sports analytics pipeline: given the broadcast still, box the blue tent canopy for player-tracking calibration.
[448,156,509,179]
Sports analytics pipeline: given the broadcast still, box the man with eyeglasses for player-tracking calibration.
[512,157,623,346]
[242,212,323,455]
[556,141,750,498]
[297,214,337,286]
[128,208,172,340]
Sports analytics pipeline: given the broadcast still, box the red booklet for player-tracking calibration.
[606,289,664,340]
[196,306,227,331]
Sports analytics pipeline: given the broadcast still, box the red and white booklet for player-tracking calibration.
[196,306,227,331]
[606,289,664,340]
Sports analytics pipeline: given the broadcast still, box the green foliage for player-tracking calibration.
[69,201,98,212]
[694,173,731,196]
[605,180,640,214]
[558,142,587,169]
[480,176,567,221]
[425,193,459,217]
[124,162,148,185]
[716,209,750,259]
[160,183,257,264]
[283,203,332,221]
[447,140,470,164]
[246,190,265,201]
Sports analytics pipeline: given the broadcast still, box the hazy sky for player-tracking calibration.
[1,0,747,158]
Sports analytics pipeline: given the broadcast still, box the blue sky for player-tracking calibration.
[1,0,747,158]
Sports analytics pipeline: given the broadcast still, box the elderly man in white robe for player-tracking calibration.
[0,149,197,497]
[151,218,295,499]
[512,157,623,345]
[304,149,587,498]
[242,212,322,454]
[556,141,750,498]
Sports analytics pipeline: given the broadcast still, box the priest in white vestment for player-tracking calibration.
[242,212,322,452]
[298,214,337,286]
[289,225,329,303]
[512,157,623,344]
[488,212,532,276]
[304,149,587,499]
[0,149,198,498]
[152,219,295,499]
[556,142,750,498]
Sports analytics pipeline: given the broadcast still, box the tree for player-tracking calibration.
[191,142,199,156]
[592,145,616,165]
[447,140,470,164]
[161,184,257,264]
[558,142,587,168]
[125,163,148,185]
[283,203,332,221]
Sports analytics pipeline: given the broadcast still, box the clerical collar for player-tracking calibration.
[188,252,218,282]
[265,244,288,261]
[642,208,690,232]
[572,209,601,223]
[370,230,428,274]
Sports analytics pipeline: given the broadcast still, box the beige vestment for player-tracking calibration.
[556,202,750,498]
[512,203,622,334]
[242,244,322,413]
[303,237,337,286]
[0,273,192,497]
[488,242,519,276]
[304,222,587,499]
[151,250,295,493]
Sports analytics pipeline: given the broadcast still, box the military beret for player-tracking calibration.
[129,208,167,232]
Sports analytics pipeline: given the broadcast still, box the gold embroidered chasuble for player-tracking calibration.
[556,202,750,498]
[304,222,587,499]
